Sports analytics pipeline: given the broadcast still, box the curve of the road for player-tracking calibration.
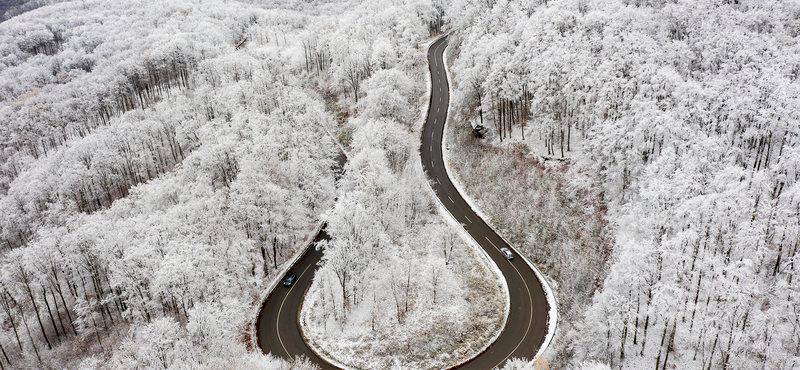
[256,35,550,369]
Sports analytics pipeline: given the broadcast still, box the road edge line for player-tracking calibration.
[251,220,327,353]
[293,34,495,370]
[419,34,512,370]
[440,33,559,360]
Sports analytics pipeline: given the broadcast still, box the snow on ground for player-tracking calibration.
[297,35,508,370]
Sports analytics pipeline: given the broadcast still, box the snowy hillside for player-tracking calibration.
[446,0,800,369]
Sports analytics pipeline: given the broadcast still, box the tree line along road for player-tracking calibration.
[256,34,550,369]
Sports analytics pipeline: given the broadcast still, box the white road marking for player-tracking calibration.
[448,196,454,203]
[437,107,440,113]
[432,161,435,168]
[277,263,312,357]
[437,179,441,184]
[482,234,535,368]
[465,215,472,223]
[429,36,538,369]
[495,253,535,368]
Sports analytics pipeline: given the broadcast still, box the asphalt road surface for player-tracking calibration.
[256,35,549,369]
[256,228,338,369]
[419,35,548,369]
[256,151,345,369]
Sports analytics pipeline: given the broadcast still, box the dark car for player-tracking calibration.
[500,247,514,260]
[282,272,297,287]
[474,125,486,138]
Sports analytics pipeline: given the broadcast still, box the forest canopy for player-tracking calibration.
[445,0,800,368]
[0,0,471,369]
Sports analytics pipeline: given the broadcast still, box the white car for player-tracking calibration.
[500,247,514,260]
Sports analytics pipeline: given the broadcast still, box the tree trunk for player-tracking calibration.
[0,292,22,352]
[655,318,670,370]
[641,314,650,356]
[476,89,484,127]
[567,121,571,151]
[41,287,60,340]
[706,332,719,370]
[621,317,628,361]
[260,243,269,276]
[272,236,278,270]
[21,278,52,350]
[54,282,77,335]
[0,340,8,370]
[690,274,702,332]
[661,319,677,370]
[15,296,41,363]
[49,288,67,337]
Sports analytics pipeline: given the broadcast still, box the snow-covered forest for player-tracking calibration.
[0,0,496,368]
[3,0,799,369]
[0,0,357,367]
[292,3,506,370]
[446,0,800,369]
[302,117,506,369]
[0,0,340,368]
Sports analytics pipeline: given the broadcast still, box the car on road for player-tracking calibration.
[500,247,514,260]
[283,272,297,287]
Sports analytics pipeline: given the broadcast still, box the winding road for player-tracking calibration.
[256,35,550,369]
[256,229,337,369]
